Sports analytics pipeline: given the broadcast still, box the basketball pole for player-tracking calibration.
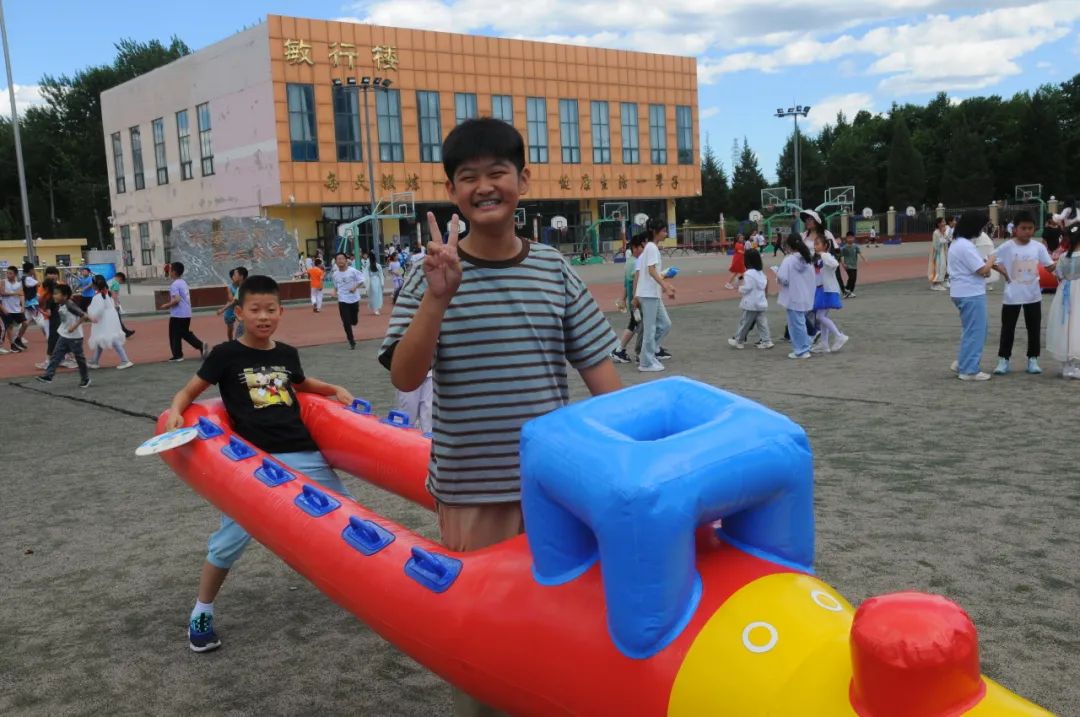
[0,0,35,263]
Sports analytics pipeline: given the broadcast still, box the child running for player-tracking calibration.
[773,234,816,359]
[840,232,865,298]
[216,267,248,341]
[308,258,325,312]
[379,118,620,715]
[108,272,135,337]
[160,262,207,362]
[609,234,646,363]
[1047,223,1080,378]
[1,266,27,353]
[991,211,1054,375]
[728,248,773,349]
[87,275,133,370]
[35,284,91,388]
[724,233,746,289]
[164,275,356,652]
[812,235,849,353]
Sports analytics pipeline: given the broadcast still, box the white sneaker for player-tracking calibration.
[116,361,134,370]
[34,361,48,369]
[727,338,745,350]
[832,334,849,352]
[755,341,775,350]
[61,359,78,369]
[958,372,992,381]
[638,362,666,372]
[787,351,811,360]
[810,343,830,354]
[950,360,959,373]
[87,363,100,370]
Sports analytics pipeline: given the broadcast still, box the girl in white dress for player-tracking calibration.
[1047,224,1080,378]
[87,275,133,369]
[928,217,949,290]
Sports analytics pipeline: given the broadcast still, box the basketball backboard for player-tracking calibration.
[514,208,527,227]
[761,187,790,211]
[602,202,630,222]
[376,191,416,220]
[1015,184,1043,202]
[824,186,855,212]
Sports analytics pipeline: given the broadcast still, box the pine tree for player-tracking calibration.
[939,121,995,207]
[701,145,730,223]
[729,139,768,221]
[886,116,926,208]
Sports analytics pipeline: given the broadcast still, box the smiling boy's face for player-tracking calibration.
[446,157,530,232]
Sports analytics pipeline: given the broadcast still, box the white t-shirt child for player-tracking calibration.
[634,241,663,299]
[994,239,1053,306]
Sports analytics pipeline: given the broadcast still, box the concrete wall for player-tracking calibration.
[101,24,281,278]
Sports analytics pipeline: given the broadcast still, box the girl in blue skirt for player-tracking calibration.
[812,235,849,353]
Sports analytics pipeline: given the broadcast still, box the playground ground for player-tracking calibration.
[1,262,1077,715]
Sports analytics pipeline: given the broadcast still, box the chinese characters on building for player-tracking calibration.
[284,39,399,72]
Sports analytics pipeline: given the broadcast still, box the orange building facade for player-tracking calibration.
[102,15,699,271]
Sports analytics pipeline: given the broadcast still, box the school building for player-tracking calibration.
[101,15,700,278]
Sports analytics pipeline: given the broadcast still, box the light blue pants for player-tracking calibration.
[206,451,353,569]
[90,340,130,365]
[952,294,988,375]
[786,309,812,355]
[638,297,671,368]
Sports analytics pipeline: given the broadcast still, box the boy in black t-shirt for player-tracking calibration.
[164,275,355,653]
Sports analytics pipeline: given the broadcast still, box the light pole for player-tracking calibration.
[0,0,35,264]
[775,105,810,207]
[336,76,392,266]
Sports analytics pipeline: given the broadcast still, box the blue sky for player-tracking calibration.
[4,0,1079,184]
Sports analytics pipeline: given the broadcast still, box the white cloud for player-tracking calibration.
[804,93,875,131]
[0,84,45,119]
[701,106,720,119]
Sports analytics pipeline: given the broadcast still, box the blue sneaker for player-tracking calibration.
[1026,357,1042,374]
[188,612,221,653]
[993,358,1009,375]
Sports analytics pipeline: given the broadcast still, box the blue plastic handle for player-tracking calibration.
[342,516,395,556]
[381,410,411,428]
[196,416,224,439]
[346,398,372,415]
[221,436,257,461]
[404,547,462,593]
[294,484,341,517]
[253,458,294,487]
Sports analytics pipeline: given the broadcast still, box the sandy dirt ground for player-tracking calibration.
[1,276,1077,716]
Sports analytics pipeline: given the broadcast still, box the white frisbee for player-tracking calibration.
[136,427,200,456]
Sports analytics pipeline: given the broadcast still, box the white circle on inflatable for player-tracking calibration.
[906,205,917,217]
[749,210,763,222]
[633,212,649,227]
[811,589,844,612]
[741,621,778,653]
[862,207,874,219]
[551,215,568,230]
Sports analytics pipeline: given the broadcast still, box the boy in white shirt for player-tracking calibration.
[992,211,1055,375]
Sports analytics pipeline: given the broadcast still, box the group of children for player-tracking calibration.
[947,209,1080,381]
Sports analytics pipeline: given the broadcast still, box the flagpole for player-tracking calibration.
[0,0,36,264]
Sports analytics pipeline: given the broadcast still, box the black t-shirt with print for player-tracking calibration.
[197,340,317,453]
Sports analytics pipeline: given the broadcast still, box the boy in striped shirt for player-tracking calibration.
[381,118,620,545]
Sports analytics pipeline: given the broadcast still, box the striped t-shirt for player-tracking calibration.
[379,238,617,505]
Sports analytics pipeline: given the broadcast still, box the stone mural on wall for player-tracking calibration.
[169,217,296,286]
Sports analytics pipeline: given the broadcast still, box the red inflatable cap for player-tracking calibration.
[850,591,986,717]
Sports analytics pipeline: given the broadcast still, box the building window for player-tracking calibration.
[111,132,126,194]
[492,95,513,124]
[332,86,362,162]
[591,101,611,164]
[620,103,640,164]
[676,106,693,165]
[196,102,214,176]
[455,93,477,125]
[138,222,153,265]
[162,219,173,264]
[559,99,581,164]
[152,118,168,185]
[649,104,667,164]
[376,89,404,162]
[120,225,132,266]
[130,127,145,190]
[417,91,443,162]
[176,109,193,180]
[526,97,548,164]
[287,84,318,162]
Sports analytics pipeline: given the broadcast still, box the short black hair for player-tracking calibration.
[232,266,249,279]
[744,248,763,272]
[44,266,59,276]
[335,251,347,259]
[5,265,15,274]
[115,272,127,281]
[55,283,72,298]
[442,118,526,181]
[314,258,323,267]
[170,261,185,277]
[22,262,34,273]
[630,233,648,249]
[238,275,279,304]
[846,231,855,237]
[1012,210,1035,227]
[955,211,988,240]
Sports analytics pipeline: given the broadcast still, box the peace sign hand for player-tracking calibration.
[423,211,463,302]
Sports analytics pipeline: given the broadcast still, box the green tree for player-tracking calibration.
[729,138,767,221]
[885,116,926,208]
[938,120,995,207]
[676,143,728,224]
[0,37,190,243]
[776,132,826,208]
[826,126,883,213]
